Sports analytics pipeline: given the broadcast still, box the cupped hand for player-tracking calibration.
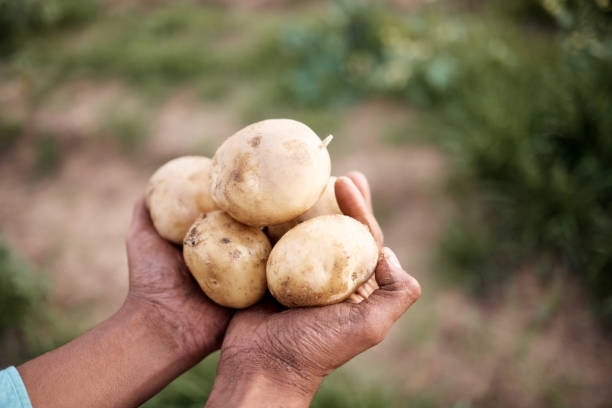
[124,197,233,358]
[207,173,421,407]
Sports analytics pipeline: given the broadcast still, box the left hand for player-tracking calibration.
[18,198,235,408]
[125,197,233,358]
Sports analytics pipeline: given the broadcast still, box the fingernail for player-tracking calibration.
[383,247,401,268]
[340,175,358,188]
[334,176,350,193]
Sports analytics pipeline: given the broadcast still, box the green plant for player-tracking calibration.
[0,237,76,366]
[32,134,62,176]
[0,0,98,55]
[0,239,43,336]
[143,354,218,408]
[311,370,407,408]
[0,238,46,365]
[0,118,23,153]
[260,0,612,322]
[441,1,612,322]
[6,4,253,95]
[102,109,149,153]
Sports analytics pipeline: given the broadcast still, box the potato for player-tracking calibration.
[146,156,217,244]
[210,119,332,226]
[267,176,341,243]
[267,215,379,307]
[183,211,271,309]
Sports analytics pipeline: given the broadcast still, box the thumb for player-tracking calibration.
[335,176,384,248]
[128,195,156,237]
[360,247,421,325]
[126,195,179,265]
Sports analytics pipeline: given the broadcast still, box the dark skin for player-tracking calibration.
[206,175,421,407]
[18,198,233,408]
[17,172,420,408]
[125,198,233,356]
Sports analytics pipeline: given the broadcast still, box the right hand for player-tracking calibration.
[206,174,421,407]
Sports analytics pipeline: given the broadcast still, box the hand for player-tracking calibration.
[125,197,233,358]
[206,173,421,408]
[18,198,234,408]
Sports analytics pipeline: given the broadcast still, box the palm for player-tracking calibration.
[222,298,372,379]
[126,198,232,354]
[218,173,394,380]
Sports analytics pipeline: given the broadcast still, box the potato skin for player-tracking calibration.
[210,119,331,227]
[267,215,379,307]
[146,156,217,244]
[183,211,271,309]
[267,176,341,243]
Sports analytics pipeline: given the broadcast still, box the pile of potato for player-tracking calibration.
[146,119,379,308]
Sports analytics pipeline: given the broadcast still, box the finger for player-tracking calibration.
[363,274,379,294]
[347,289,367,304]
[347,171,373,213]
[345,274,379,304]
[126,195,176,262]
[129,195,155,236]
[335,177,384,248]
[360,247,421,324]
[356,283,370,299]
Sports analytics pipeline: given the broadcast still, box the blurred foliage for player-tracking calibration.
[0,117,23,154]
[250,0,612,322]
[0,0,98,55]
[438,0,612,323]
[4,2,341,135]
[32,134,62,176]
[102,108,150,153]
[6,4,262,98]
[311,371,422,408]
[143,354,218,408]
[0,238,68,366]
[0,239,43,338]
[263,1,559,109]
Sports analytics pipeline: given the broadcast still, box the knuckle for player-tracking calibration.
[354,309,387,347]
[395,274,421,302]
[409,276,422,300]
[362,320,386,347]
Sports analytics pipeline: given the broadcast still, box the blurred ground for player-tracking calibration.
[3,85,611,407]
[1,0,611,407]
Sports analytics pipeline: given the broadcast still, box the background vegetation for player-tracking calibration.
[1,0,611,406]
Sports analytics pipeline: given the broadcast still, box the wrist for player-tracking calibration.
[206,353,323,408]
[19,298,206,408]
[121,296,215,364]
